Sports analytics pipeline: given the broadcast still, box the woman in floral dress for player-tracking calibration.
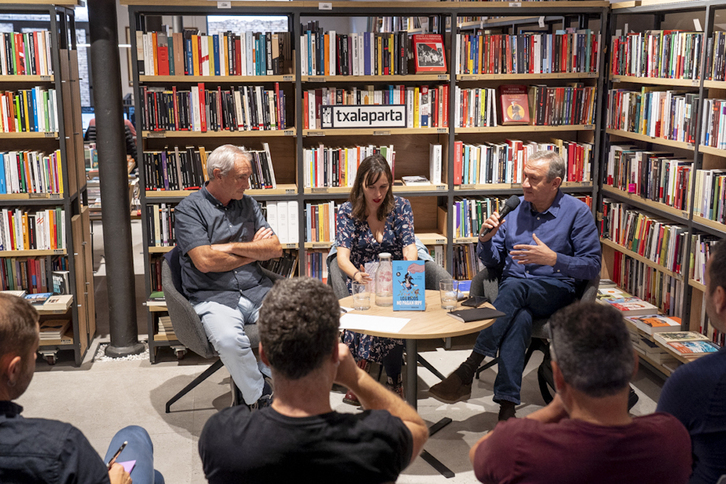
[336,154,418,404]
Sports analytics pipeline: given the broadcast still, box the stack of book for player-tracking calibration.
[0,150,64,195]
[0,207,66,251]
[136,29,291,77]
[147,291,165,308]
[610,30,702,80]
[654,332,721,359]
[157,315,176,339]
[39,319,71,342]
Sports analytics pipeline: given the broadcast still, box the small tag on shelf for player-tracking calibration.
[44,132,55,138]
[216,1,231,8]
[693,19,702,32]
[437,127,447,133]
[147,131,165,138]
[311,243,329,249]
[312,187,329,193]
[285,188,296,194]
[40,75,51,82]
[319,2,332,9]
[437,74,448,80]
[435,185,446,191]
[373,130,390,136]
[28,193,48,199]
[460,184,476,190]
[282,75,294,81]
[538,16,545,28]
[509,2,521,6]
[309,77,325,82]
[283,130,295,136]
[307,131,325,137]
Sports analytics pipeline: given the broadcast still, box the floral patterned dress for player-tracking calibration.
[336,196,416,362]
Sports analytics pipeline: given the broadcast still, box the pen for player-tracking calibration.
[107,441,127,470]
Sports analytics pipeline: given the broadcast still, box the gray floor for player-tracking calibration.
[17,220,666,483]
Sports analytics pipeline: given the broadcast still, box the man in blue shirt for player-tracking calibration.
[430,151,601,420]
[175,145,282,410]
[658,239,726,484]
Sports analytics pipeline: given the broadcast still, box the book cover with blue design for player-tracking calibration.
[393,260,425,311]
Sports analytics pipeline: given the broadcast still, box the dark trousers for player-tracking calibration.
[473,276,575,404]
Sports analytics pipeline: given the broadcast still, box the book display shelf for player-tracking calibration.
[123,0,607,361]
[0,2,95,365]
[602,0,726,376]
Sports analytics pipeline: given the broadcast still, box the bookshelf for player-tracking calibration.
[123,1,609,360]
[0,3,94,366]
[603,0,726,374]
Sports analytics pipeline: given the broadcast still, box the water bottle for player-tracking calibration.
[375,252,393,307]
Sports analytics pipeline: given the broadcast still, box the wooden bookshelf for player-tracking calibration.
[456,125,594,134]
[142,129,296,138]
[697,145,726,158]
[0,193,64,200]
[0,75,54,82]
[689,279,707,292]
[140,74,295,83]
[606,129,695,151]
[610,75,700,87]
[600,186,690,221]
[302,74,449,82]
[0,132,58,139]
[692,215,726,233]
[600,237,683,281]
[456,181,591,192]
[704,80,726,90]
[144,184,298,198]
[459,73,598,81]
[303,128,447,136]
[304,184,448,195]
[0,249,67,257]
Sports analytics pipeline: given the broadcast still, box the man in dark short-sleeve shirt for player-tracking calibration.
[199,278,429,484]
[470,302,691,484]
[175,144,282,409]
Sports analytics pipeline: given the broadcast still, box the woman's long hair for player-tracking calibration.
[349,154,394,221]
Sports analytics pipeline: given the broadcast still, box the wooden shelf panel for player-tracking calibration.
[600,237,683,280]
[606,129,694,151]
[0,249,66,257]
[0,193,64,201]
[611,75,700,87]
[305,241,333,249]
[456,181,591,191]
[148,304,167,312]
[304,128,446,136]
[689,279,707,292]
[0,132,58,139]
[142,129,296,138]
[0,75,54,83]
[698,145,726,157]
[600,185,689,220]
[459,72,598,81]
[416,232,447,246]
[456,124,594,134]
[302,74,449,82]
[704,80,726,90]
[140,74,295,83]
[154,334,179,342]
[144,184,298,198]
[121,0,608,6]
[304,184,449,195]
[692,215,726,234]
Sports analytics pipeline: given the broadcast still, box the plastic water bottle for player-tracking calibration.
[375,252,393,306]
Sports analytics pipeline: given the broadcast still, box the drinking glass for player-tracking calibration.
[439,280,458,310]
[352,282,371,310]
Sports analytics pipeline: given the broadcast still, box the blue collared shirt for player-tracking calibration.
[175,185,273,309]
[477,191,601,283]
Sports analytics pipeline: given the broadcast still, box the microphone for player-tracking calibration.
[479,195,521,238]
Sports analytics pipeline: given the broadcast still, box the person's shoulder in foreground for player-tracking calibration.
[198,277,428,484]
[469,301,691,484]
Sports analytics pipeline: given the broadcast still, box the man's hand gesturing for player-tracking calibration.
[511,234,557,267]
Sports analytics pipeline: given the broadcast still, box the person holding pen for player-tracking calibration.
[0,293,164,484]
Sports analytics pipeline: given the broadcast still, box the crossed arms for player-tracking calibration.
[188,227,283,273]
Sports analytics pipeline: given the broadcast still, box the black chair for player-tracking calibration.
[470,266,600,404]
[161,246,282,413]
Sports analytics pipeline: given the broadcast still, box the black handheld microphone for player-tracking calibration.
[479,195,521,238]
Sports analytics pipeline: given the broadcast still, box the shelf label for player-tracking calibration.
[682,211,688,218]
[585,124,594,129]
[216,1,231,8]
[434,239,445,244]
[307,131,325,136]
[283,129,295,136]
[309,77,325,82]
[283,243,298,249]
[373,130,390,136]
[687,143,694,149]
[282,75,294,81]
[612,77,621,83]
[436,127,447,133]
[509,2,522,6]
[44,132,55,138]
[460,184,476,190]
[28,193,48,199]
[692,79,700,87]
[319,2,332,9]
[40,75,51,82]
[460,75,476,81]
[147,131,165,138]
[312,187,329,193]
[311,243,329,249]
[435,185,446,191]
[538,16,545,28]
[52,249,64,254]
[437,74,448,80]
[285,188,296,194]
[694,18,702,32]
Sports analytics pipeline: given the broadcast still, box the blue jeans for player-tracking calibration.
[103,426,163,484]
[194,297,269,405]
[474,277,575,405]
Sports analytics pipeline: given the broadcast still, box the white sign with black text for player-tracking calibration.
[321,104,407,129]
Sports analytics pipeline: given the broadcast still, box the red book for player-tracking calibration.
[33,32,41,76]
[14,33,24,75]
[157,45,170,76]
[235,36,242,76]
[303,91,309,129]
[198,83,207,132]
[453,140,463,185]
[499,85,530,125]
[442,84,449,127]
[412,34,446,73]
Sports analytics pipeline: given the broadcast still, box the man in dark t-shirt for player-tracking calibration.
[198,277,429,484]
[470,302,692,484]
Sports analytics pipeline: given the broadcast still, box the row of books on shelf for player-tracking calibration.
[141,83,288,133]
[304,85,449,130]
[136,29,291,77]
[604,145,692,210]
[606,256,684,318]
[262,201,299,245]
[610,30,703,80]
[607,88,700,144]
[0,31,53,77]
[1,259,52,293]
[454,139,592,185]
[600,200,687,275]
[260,250,298,278]
[303,144,396,189]
[0,149,63,195]
[299,27,425,76]
[146,204,176,248]
[156,315,176,340]
[305,201,338,244]
[305,250,328,283]
[452,243,484,281]
[0,208,65,251]
[0,88,59,133]
[707,32,726,82]
[701,98,726,150]
[690,233,721,285]
[455,30,601,75]
[692,169,726,223]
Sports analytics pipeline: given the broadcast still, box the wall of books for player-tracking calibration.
[0,3,94,366]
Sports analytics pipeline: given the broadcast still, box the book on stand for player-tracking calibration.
[392,260,425,311]
[412,34,446,73]
[499,85,530,125]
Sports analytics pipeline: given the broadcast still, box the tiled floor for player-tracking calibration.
[16,220,666,483]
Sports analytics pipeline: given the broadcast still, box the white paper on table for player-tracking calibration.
[339,314,410,334]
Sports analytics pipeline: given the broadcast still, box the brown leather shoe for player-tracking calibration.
[428,372,472,403]
[498,401,517,421]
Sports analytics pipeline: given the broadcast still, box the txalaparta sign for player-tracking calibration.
[321,104,407,129]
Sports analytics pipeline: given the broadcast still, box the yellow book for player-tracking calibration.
[152,32,158,76]
[22,90,30,132]
[413,87,420,128]
[467,37,473,73]
[55,149,63,194]
[192,35,200,76]
[22,212,29,250]
[478,35,484,74]
[208,35,215,76]
[317,204,324,241]
[199,146,208,182]
[377,36,382,76]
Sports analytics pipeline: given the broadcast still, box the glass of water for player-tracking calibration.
[439,280,458,310]
[352,282,371,310]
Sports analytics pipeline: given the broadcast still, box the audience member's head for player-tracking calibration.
[0,294,40,400]
[349,154,394,221]
[549,302,634,398]
[205,144,251,180]
[706,239,726,331]
[258,277,340,380]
